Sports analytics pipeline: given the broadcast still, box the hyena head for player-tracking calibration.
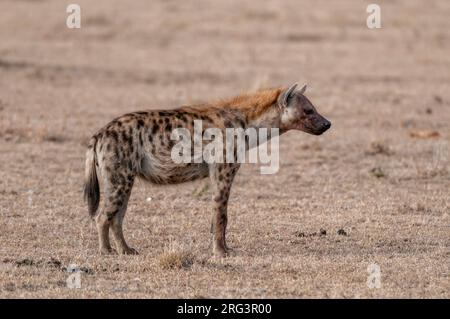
[278,83,331,135]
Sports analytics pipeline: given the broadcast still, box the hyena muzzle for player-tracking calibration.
[84,83,331,256]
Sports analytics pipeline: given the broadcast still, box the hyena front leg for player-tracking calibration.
[98,169,137,255]
[210,163,240,257]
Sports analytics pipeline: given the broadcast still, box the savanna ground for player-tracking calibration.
[0,0,449,298]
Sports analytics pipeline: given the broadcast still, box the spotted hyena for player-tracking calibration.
[84,83,331,256]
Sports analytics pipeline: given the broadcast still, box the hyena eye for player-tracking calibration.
[304,109,313,115]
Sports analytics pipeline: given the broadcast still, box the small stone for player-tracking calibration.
[434,95,443,104]
[370,167,385,178]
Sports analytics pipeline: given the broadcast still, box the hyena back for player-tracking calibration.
[84,84,331,256]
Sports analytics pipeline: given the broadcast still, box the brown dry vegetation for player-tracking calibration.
[0,0,449,298]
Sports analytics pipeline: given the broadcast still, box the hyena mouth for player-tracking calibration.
[313,121,331,135]
[313,128,328,135]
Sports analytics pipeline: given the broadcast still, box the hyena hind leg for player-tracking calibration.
[98,171,138,255]
[95,209,115,255]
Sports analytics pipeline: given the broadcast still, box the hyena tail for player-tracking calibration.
[84,138,100,218]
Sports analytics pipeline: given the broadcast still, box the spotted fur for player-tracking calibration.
[84,84,331,256]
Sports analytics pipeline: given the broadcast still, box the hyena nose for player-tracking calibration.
[322,121,331,130]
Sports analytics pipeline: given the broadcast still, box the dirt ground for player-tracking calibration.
[0,0,449,298]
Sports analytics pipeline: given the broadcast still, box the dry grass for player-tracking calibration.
[365,141,393,156]
[0,0,449,298]
[158,245,195,270]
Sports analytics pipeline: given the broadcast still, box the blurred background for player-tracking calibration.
[0,0,449,141]
[0,0,448,298]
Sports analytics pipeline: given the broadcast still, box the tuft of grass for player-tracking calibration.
[370,167,386,178]
[409,129,440,139]
[36,127,67,143]
[159,247,194,270]
[0,125,67,144]
[192,183,209,198]
[365,141,392,156]
[398,203,432,214]
[41,133,67,143]
[337,229,348,236]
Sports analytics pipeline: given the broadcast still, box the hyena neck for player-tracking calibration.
[224,87,285,134]
[238,103,284,149]
[244,104,282,132]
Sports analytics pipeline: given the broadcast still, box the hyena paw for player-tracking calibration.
[213,246,234,258]
[120,247,139,255]
[100,247,117,255]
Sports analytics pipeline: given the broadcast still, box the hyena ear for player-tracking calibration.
[298,84,307,95]
[278,83,298,108]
